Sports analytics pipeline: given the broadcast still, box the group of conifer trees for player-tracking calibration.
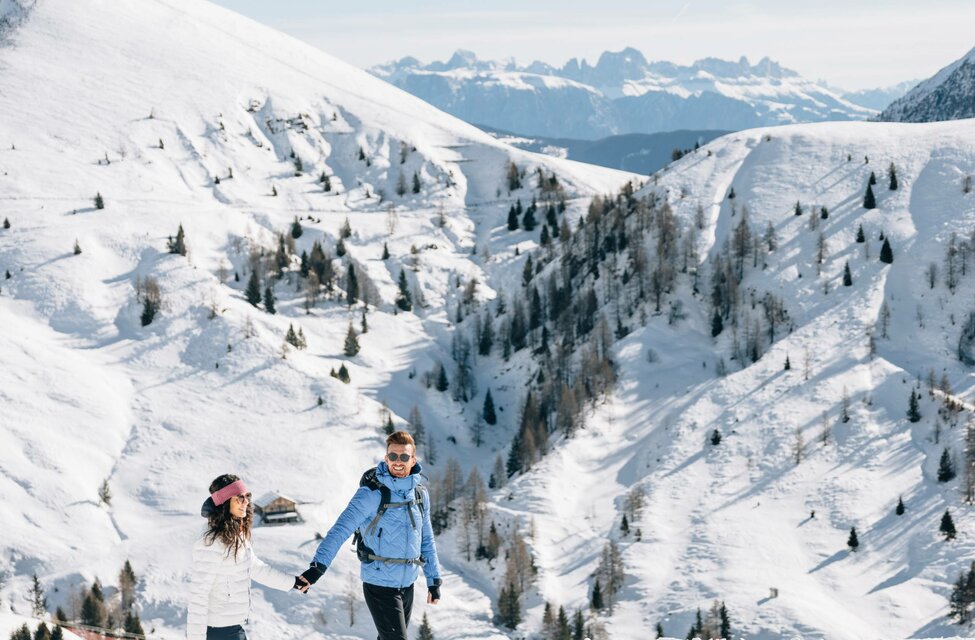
[15,561,144,639]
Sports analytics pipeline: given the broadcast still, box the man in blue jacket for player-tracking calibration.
[299,431,442,640]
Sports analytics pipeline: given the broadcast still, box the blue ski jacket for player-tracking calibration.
[313,461,441,588]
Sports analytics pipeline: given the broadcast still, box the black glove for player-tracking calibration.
[300,562,327,586]
[428,578,442,601]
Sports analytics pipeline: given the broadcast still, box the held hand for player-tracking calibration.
[294,575,311,593]
[298,562,326,594]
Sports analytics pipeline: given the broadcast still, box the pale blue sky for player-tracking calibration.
[210,1,975,90]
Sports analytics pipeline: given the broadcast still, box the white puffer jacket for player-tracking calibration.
[186,532,294,640]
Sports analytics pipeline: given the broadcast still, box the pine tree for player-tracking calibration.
[719,601,732,639]
[285,323,308,350]
[655,623,665,639]
[123,611,144,635]
[820,206,829,220]
[888,163,898,190]
[29,574,47,616]
[794,200,803,216]
[711,429,722,446]
[868,170,877,185]
[895,495,905,516]
[620,514,629,535]
[574,610,585,640]
[245,272,262,307]
[381,242,389,260]
[271,184,278,196]
[784,354,791,370]
[73,239,82,255]
[119,560,137,611]
[522,204,536,231]
[263,285,275,314]
[507,205,519,231]
[941,509,957,540]
[938,447,957,482]
[417,612,434,640]
[94,192,104,209]
[879,238,893,263]
[337,363,350,383]
[727,186,736,200]
[2,217,9,229]
[711,308,723,337]
[346,264,359,306]
[412,171,421,194]
[843,262,853,286]
[396,172,407,196]
[167,224,187,255]
[51,627,64,640]
[335,236,347,257]
[290,216,303,239]
[856,224,865,243]
[436,364,449,392]
[99,479,112,505]
[590,578,604,610]
[81,585,107,627]
[522,256,534,287]
[907,389,921,422]
[863,183,876,209]
[847,526,859,551]
[483,389,497,425]
[344,323,360,357]
[395,270,412,311]
[11,624,30,640]
[506,162,521,191]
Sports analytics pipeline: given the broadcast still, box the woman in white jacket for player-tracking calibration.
[186,474,309,640]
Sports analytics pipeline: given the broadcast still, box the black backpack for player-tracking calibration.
[352,467,428,566]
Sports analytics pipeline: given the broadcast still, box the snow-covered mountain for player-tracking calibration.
[0,0,629,638]
[3,1,975,640]
[879,46,975,123]
[371,48,876,139]
[842,79,918,111]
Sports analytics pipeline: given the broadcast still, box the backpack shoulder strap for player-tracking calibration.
[359,467,391,537]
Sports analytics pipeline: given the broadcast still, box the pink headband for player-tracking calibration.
[211,480,248,506]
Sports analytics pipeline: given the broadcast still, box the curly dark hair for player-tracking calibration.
[204,474,252,558]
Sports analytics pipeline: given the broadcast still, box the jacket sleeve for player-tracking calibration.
[186,537,219,640]
[419,488,442,587]
[312,487,380,567]
[250,549,296,591]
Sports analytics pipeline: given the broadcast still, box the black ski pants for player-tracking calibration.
[363,582,415,640]
[206,625,246,640]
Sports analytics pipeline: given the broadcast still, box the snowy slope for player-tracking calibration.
[0,0,630,638]
[879,47,975,122]
[3,1,975,640]
[372,48,875,139]
[491,120,975,639]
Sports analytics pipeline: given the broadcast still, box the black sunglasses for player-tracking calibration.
[386,452,413,463]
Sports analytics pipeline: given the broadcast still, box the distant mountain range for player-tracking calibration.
[371,48,891,139]
[878,46,975,122]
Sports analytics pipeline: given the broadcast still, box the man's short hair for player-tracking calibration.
[386,431,415,449]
